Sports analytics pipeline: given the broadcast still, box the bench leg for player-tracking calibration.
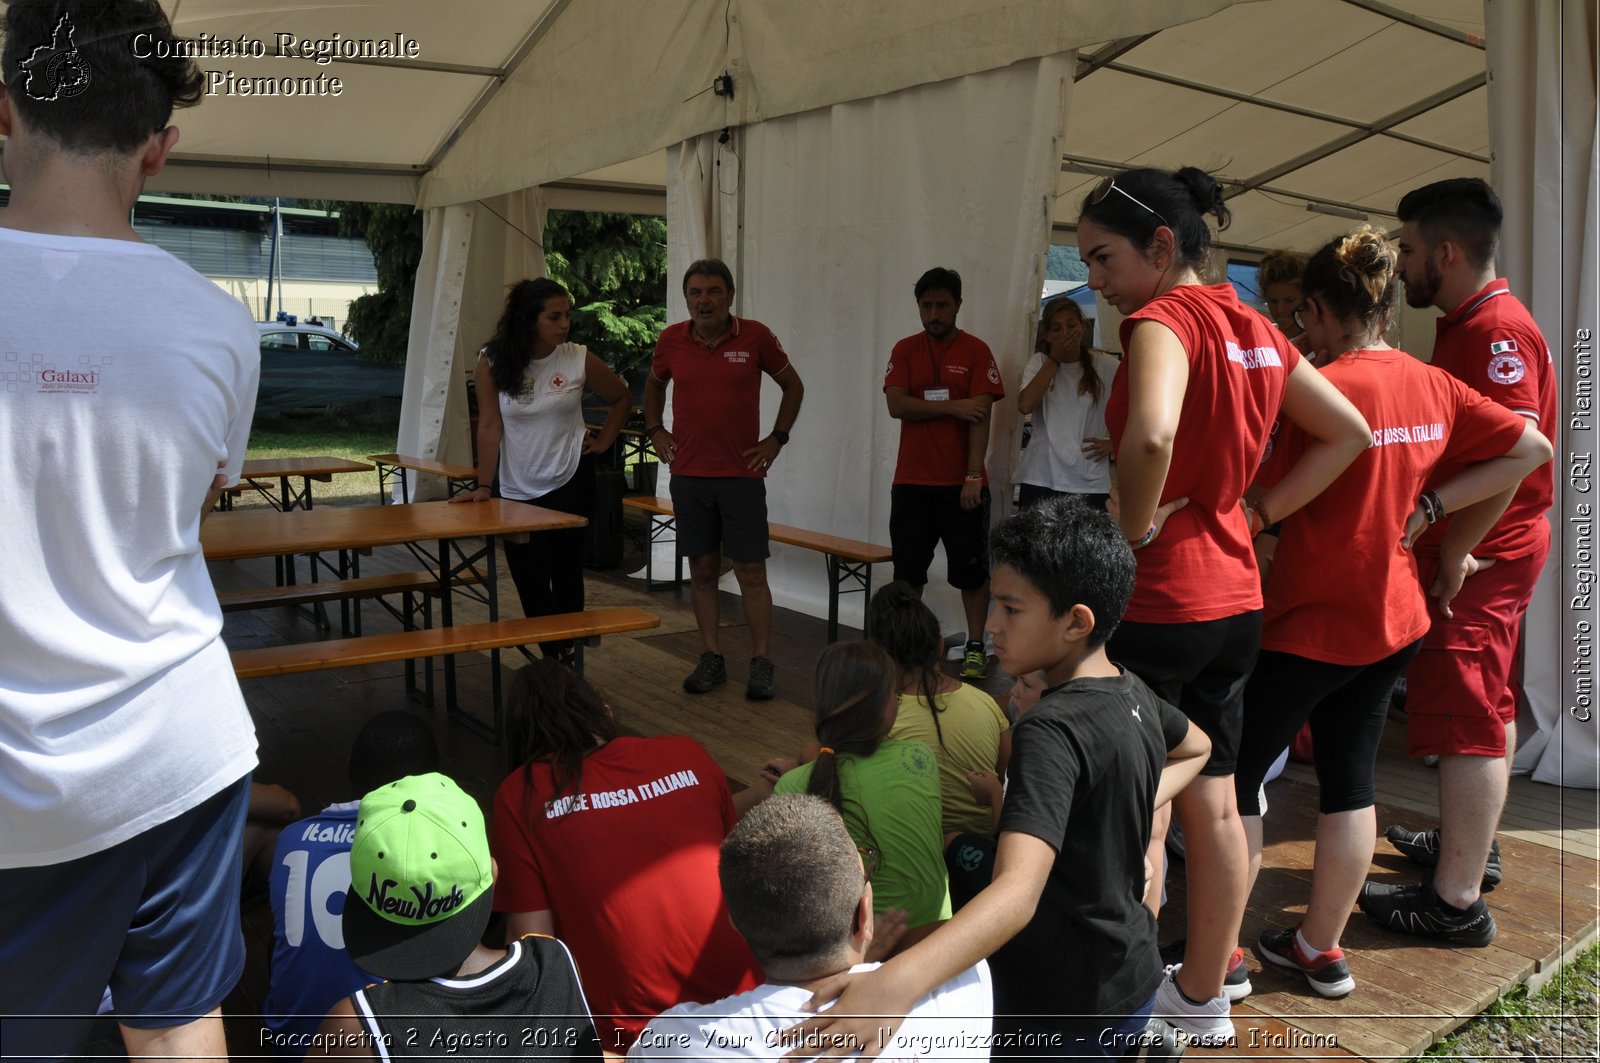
[827,554,841,643]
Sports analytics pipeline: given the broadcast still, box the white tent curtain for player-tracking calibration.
[393,189,546,500]
[1486,0,1600,787]
[662,55,1075,634]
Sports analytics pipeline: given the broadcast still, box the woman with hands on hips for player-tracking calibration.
[454,278,631,659]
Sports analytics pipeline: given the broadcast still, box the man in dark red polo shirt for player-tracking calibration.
[643,259,804,700]
[1359,178,1556,947]
[884,267,1006,679]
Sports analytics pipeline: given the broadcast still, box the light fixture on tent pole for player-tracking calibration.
[1305,201,1369,221]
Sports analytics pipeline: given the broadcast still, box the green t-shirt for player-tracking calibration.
[889,683,1009,836]
[774,738,952,927]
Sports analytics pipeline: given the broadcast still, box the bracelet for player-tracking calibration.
[965,472,983,481]
[1130,524,1157,549]
[644,424,664,437]
[1245,499,1270,538]
[1420,490,1445,524]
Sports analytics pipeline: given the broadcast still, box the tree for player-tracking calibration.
[543,210,667,379]
[339,203,423,364]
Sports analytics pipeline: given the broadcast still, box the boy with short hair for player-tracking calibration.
[781,496,1211,1057]
[316,773,602,1060]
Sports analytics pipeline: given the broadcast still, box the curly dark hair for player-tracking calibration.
[483,278,571,395]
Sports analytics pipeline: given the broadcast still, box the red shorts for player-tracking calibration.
[1406,533,1549,758]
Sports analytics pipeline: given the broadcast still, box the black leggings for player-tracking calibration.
[498,453,595,654]
[1234,640,1422,817]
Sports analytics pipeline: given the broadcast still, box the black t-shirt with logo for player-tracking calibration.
[994,669,1188,1018]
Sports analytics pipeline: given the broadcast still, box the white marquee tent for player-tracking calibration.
[113,0,1596,785]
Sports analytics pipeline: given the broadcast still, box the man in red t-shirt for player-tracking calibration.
[1359,179,1556,946]
[884,267,1006,679]
[643,259,804,700]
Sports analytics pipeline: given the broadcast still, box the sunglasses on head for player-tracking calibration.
[1089,176,1170,228]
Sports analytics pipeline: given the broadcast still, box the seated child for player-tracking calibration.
[773,642,951,950]
[627,794,991,1061]
[489,660,760,1053]
[867,581,1011,839]
[317,772,602,1060]
[264,710,439,1046]
[776,496,1210,1057]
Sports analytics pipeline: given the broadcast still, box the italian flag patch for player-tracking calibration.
[1489,339,1519,355]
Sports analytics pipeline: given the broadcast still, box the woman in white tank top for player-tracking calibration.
[455,279,632,657]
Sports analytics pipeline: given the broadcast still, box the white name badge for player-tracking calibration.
[923,387,951,402]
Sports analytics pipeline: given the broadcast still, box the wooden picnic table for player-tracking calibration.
[368,453,478,504]
[204,499,585,736]
[223,456,374,512]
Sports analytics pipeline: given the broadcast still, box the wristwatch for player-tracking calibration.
[772,429,790,445]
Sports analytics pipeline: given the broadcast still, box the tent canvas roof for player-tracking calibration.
[124,0,1490,254]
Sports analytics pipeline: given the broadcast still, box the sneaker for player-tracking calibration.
[746,656,777,700]
[961,641,988,680]
[1254,927,1355,998]
[1384,825,1502,892]
[682,651,726,694]
[1157,941,1251,1002]
[1152,965,1234,1046]
[1357,876,1497,947]
[1130,1018,1186,1062]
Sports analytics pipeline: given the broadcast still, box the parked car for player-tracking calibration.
[257,320,359,355]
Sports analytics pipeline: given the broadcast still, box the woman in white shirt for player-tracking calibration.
[456,278,631,657]
[1014,297,1118,509]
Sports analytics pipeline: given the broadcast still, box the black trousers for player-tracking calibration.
[499,452,595,656]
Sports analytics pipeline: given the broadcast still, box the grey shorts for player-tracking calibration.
[669,475,770,563]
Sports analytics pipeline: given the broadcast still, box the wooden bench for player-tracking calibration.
[622,496,891,642]
[369,453,479,503]
[231,606,660,741]
[218,569,486,640]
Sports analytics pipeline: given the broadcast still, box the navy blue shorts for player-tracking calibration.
[0,774,251,1055]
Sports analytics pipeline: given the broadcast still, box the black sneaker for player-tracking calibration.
[1357,876,1496,947]
[746,656,776,700]
[683,651,726,694]
[1254,926,1355,998]
[1384,824,1502,892]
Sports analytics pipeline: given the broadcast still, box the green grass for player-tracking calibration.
[241,422,397,507]
[1415,940,1599,1061]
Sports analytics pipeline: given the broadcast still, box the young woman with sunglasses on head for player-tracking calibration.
[1257,249,1312,358]
[772,641,951,951]
[1015,296,1118,509]
[1233,226,1550,995]
[1076,166,1370,1042]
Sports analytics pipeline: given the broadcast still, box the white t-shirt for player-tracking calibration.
[0,226,259,867]
[489,342,589,499]
[1014,350,1118,494]
[627,962,992,1062]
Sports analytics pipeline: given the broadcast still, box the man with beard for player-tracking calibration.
[1359,178,1556,947]
[884,267,1006,678]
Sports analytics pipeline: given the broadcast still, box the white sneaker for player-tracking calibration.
[1153,965,1235,1046]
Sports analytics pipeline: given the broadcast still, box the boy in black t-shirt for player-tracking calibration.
[780,496,1210,1058]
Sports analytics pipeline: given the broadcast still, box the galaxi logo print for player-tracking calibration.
[19,13,91,102]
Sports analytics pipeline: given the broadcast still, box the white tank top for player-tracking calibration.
[489,342,588,499]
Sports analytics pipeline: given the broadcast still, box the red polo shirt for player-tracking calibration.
[651,316,791,478]
[884,330,1005,485]
[1258,349,1529,664]
[1106,283,1299,624]
[1415,279,1556,561]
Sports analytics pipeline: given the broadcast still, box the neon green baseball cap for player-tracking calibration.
[342,772,495,980]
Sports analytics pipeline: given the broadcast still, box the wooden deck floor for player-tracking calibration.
[215,525,1599,1061]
